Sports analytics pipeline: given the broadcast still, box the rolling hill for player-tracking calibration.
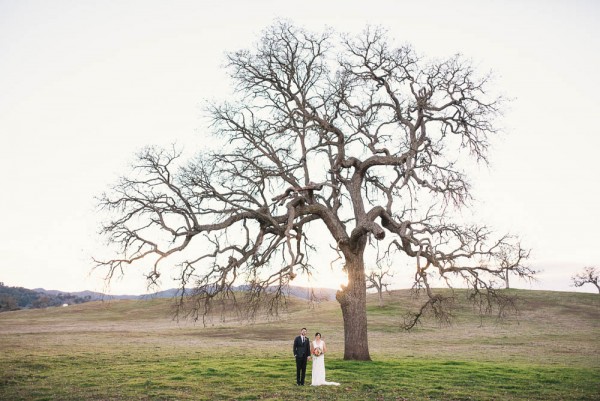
[0,288,598,400]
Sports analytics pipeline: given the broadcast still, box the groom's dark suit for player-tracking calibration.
[293,335,311,385]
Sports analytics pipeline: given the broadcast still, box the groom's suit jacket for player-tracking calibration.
[293,336,310,358]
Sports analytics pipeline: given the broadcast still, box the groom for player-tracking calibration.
[293,327,311,385]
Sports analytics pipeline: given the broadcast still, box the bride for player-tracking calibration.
[310,332,340,386]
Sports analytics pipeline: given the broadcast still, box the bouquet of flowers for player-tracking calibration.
[312,347,323,357]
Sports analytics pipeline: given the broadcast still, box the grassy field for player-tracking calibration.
[0,289,598,400]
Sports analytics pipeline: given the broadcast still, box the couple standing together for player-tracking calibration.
[293,327,340,386]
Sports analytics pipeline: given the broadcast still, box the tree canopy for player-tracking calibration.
[97,22,533,360]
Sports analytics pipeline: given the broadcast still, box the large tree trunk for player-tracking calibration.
[336,252,371,361]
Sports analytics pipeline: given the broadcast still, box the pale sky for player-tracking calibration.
[1,0,599,295]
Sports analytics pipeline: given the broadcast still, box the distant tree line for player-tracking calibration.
[0,283,92,312]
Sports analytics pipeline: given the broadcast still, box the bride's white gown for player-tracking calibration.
[311,340,340,386]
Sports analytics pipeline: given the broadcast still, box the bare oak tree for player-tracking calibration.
[571,266,600,293]
[97,22,533,361]
[366,262,394,307]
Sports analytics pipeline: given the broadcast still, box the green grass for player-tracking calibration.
[1,289,599,400]
[2,351,597,400]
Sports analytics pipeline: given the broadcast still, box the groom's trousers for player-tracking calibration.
[296,356,308,385]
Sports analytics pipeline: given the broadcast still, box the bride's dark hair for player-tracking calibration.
[315,332,321,337]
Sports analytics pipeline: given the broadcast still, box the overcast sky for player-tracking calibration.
[1,0,598,295]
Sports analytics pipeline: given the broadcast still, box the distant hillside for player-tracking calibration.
[33,289,141,301]
[0,284,93,312]
[0,284,337,313]
[35,285,337,301]
[286,286,337,300]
